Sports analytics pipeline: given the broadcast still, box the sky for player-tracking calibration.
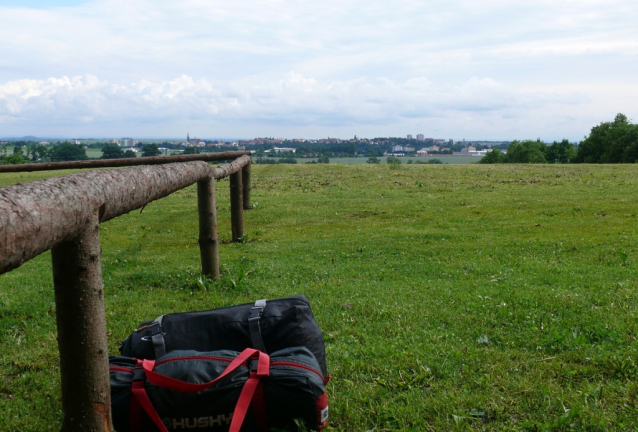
[0,0,636,141]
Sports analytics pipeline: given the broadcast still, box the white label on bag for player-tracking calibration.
[321,406,329,423]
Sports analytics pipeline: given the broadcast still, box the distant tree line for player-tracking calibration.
[574,114,638,163]
[480,114,638,164]
[1,141,163,164]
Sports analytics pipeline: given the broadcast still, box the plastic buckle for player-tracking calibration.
[140,322,164,341]
[248,307,263,321]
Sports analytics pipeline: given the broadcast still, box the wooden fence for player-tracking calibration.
[0,152,251,431]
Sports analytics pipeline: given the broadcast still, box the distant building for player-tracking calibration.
[108,139,120,145]
[384,151,405,157]
[39,141,50,145]
[318,137,342,144]
[392,145,415,153]
[254,138,284,145]
[272,147,296,154]
[407,134,413,140]
[121,138,137,147]
[186,133,202,145]
[416,134,424,141]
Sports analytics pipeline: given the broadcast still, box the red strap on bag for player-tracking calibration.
[132,379,169,432]
[142,348,260,393]
[229,350,270,432]
[252,381,268,432]
[229,374,260,432]
[131,349,270,432]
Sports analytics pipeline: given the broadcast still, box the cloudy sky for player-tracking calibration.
[0,0,636,141]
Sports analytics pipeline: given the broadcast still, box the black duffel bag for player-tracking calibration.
[110,347,329,432]
[119,296,327,376]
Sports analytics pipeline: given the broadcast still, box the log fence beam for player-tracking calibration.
[0,151,251,173]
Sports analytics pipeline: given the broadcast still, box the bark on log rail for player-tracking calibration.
[0,161,212,274]
[0,151,250,173]
[210,154,251,179]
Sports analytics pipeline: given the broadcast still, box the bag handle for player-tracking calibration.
[230,350,270,432]
[132,349,270,432]
[142,348,262,393]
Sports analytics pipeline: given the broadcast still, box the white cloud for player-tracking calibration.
[0,72,597,139]
[0,0,636,139]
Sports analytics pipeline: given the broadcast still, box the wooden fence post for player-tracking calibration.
[229,170,244,242]
[197,176,220,279]
[242,160,251,210]
[51,209,113,432]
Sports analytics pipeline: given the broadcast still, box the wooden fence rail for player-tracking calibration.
[0,153,252,431]
[0,150,251,173]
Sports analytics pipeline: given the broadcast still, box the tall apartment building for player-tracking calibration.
[407,134,413,140]
[120,138,138,147]
[416,134,424,141]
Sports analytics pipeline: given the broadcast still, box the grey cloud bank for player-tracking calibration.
[0,0,636,140]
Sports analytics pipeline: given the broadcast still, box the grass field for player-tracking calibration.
[1,164,637,430]
[307,156,481,164]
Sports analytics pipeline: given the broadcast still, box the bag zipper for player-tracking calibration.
[111,358,324,383]
[109,366,133,373]
[155,355,235,366]
[270,361,324,381]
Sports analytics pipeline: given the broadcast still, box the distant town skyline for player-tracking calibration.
[0,0,636,142]
[0,134,511,144]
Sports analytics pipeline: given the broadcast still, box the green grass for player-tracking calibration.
[1,164,638,430]
[300,156,481,164]
[86,148,105,158]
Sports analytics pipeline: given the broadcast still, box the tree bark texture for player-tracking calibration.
[229,171,244,242]
[197,177,220,279]
[209,154,251,179]
[51,209,113,432]
[0,151,250,173]
[242,161,252,210]
[0,161,212,274]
